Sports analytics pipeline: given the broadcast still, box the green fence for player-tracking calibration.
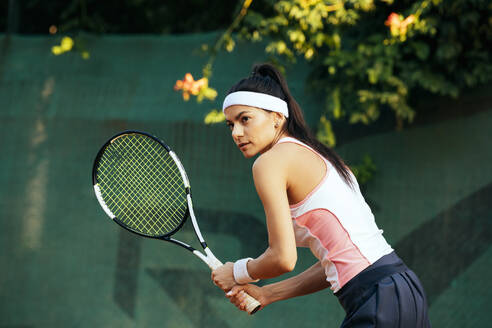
[0,34,490,327]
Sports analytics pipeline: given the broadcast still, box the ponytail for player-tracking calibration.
[227,63,354,187]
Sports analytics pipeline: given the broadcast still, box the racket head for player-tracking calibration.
[92,130,190,238]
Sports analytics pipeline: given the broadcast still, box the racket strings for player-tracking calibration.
[100,138,183,234]
[97,134,187,236]
[116,136,185,233]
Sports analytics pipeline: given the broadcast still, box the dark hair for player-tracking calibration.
[227,63,353,187]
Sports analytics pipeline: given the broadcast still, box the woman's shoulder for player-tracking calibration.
[252,139,307,175]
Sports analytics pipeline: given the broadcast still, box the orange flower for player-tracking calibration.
[174,73,208,101]
[385,13,415,38]
[385,12,400,28]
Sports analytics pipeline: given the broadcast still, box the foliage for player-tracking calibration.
[236,0,492,133]
[51,36,74,55]
[350,154,377,186]
[316,115,336,147]
[204,110,226,124]
[51,36,90,59]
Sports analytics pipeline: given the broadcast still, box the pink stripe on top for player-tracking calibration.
[276,137,393,292]
[294,209,370,290]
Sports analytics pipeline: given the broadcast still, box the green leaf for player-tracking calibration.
[316,116,336,147]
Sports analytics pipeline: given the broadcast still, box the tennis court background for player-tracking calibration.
[0,33,490,327]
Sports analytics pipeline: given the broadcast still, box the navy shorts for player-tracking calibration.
[335,252,431,328]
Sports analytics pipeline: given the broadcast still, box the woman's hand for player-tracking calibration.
[226,284,269,313]
[211,262,236,292]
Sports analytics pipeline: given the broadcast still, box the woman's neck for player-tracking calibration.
[265,131,290,153]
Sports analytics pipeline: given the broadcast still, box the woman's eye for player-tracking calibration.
[241,116,250,123]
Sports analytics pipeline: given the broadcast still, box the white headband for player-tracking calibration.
[222,91,289,118]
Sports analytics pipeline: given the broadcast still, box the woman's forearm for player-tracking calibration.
[262,261,331,306]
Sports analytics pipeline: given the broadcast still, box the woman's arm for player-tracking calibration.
[227,261,331,312]
[248,151,297,278]
[211,148,297,290]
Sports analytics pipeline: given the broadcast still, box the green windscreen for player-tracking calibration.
[95,133,188,236]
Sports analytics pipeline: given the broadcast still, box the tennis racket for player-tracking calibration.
[92,130,261,315]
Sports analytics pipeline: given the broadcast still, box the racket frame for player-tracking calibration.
[93,131,208,254]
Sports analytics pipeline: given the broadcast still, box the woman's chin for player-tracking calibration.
[241,149,258,158]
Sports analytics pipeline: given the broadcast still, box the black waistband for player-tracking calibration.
[335,252,408,313]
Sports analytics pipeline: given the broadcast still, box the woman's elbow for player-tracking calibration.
[277,254,297,273]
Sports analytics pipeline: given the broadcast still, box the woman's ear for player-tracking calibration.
[272,112,284,128]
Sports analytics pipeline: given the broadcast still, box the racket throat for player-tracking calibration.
[194,247,223,270]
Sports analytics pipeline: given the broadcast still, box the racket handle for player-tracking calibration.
[242,293,262,314]
[201,248,262,315]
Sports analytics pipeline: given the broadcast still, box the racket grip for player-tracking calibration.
[243,293,261,314]
[202,248,261,314]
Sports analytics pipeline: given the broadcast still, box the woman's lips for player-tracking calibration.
[238,142,250,150]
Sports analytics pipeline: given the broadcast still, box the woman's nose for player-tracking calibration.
[231,124,243,138]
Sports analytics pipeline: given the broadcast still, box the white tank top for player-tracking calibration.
[278,137,393,292]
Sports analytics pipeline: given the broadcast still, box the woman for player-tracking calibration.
[211,63,431,327]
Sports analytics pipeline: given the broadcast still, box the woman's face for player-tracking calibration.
[224,105,281,158]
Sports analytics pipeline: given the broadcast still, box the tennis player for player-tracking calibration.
[211,63,431,327]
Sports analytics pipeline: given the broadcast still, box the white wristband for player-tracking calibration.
[233,258,259,284]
